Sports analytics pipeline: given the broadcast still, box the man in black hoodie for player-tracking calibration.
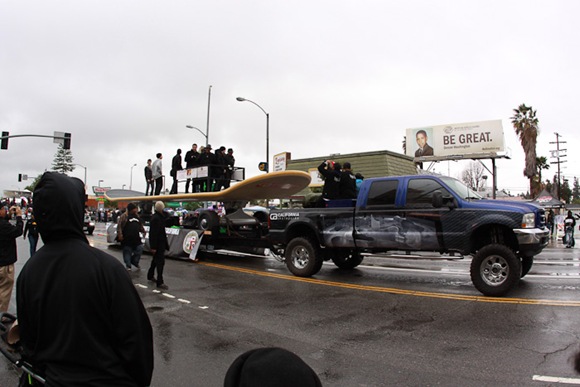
[16,172,154,386]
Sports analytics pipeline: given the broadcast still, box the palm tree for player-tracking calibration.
[535,156,550,193]
[511,104,539,195]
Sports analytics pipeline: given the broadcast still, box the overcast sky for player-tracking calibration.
[1,0,578,197]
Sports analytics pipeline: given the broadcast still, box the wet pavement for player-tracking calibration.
[1,224,580,386]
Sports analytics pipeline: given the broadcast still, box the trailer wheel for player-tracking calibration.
[199,211,220,234]
[331,250,364,269]
[285,237,322,277]
[521,256,534,278]
[470,244,521,297]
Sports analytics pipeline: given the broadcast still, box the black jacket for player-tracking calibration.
[16,172,153,386]
[339,170,357,199]
[0,215,23,266]
[23,217,39,239]
[149,211,169,251]
[318,161,341,200]
[184,149,200,168]
[144,165,152,181]
[171,153,182,177]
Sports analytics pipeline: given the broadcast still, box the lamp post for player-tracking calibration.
[73,163,87,186]
[129,163,137,190]
[236,96,269,172]
[185,125,208,146]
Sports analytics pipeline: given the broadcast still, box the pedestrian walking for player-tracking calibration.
[0,201,23,312]
[117,203,146,270]
[148,201,169,290]
[564,210,576,248]
[23,210,39,256]
[16,172,153,386]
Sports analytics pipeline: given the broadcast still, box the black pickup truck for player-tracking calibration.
[268,174,549,297]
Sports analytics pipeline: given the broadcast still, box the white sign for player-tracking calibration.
[273,152,291,172]
[406,119,504,159]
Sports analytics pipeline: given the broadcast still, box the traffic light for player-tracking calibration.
[63,132,71,150]
[1,131,8,150]
[18,174,22,182]
[258,162,269,172]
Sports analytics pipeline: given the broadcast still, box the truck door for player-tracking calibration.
[354,179,403,250]
[401,178,453,251]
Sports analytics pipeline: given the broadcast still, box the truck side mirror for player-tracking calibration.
[432,191,443,208]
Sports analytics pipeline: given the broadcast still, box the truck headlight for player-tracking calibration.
[521,213,535,229]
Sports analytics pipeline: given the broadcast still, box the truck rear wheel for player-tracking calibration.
[470,244,521,297]
[285,237,322,277]
[331,250,364,269]
[521,256,534,278]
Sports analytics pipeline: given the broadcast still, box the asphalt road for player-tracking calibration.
[2,223,580,386]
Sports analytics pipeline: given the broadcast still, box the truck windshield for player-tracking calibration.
[440,177,482,200]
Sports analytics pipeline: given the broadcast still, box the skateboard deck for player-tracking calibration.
[105,170,311,202]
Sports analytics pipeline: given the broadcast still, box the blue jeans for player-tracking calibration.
[28,235,39,256]
[123,244,144,268]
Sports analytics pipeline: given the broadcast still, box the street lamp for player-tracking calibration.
[236,96,270,172]
[185,125,208,146]
[73,163,87,186]
[98,179,104,187]
[129,163,137,190]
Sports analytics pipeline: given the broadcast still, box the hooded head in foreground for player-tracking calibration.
[224,347,322,387]
[33,172,87,244]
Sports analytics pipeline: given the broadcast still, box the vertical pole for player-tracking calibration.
[492,158,497,199]
[556,133,561,201]
[206,85,212,147]
[266,113,270,173]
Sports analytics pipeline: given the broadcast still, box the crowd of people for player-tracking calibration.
[317,159,363,207]
[143,143,236,195]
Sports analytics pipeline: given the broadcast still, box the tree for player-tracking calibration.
[573,177,580,202]
[511,104,539,196]
[534,156,549,192]
[52,144,75,174]
[561,179,572,204]
[25,174,43,192]
[461,161,487,191]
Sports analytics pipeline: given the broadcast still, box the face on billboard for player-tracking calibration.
[416,132,427,148]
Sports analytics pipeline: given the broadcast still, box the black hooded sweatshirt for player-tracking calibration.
[16,172,154,386]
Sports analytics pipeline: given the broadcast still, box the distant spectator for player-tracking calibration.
[339,162,357,199]
[317,160,341,207]
[152,153,163,195]
[0,201,23,312]
[184,143,200,193]
[144,159,154,196]
[223,148,235,189]
[355,173,364,193]
[170,149,182,194]
[23,210,39,256]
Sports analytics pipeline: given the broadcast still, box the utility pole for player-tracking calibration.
[549,132,567,201]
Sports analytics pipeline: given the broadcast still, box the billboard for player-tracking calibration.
[406,119,504,160]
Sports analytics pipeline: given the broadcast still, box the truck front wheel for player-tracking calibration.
[285,237,322,277]
[470,244,521,297]
[331,250,364,269]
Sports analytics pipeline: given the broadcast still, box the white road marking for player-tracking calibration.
[136,284,148,289]
[177,299,191,304]
[162,293,175,299]
[533,375,580,384]
[199,306,209,309]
